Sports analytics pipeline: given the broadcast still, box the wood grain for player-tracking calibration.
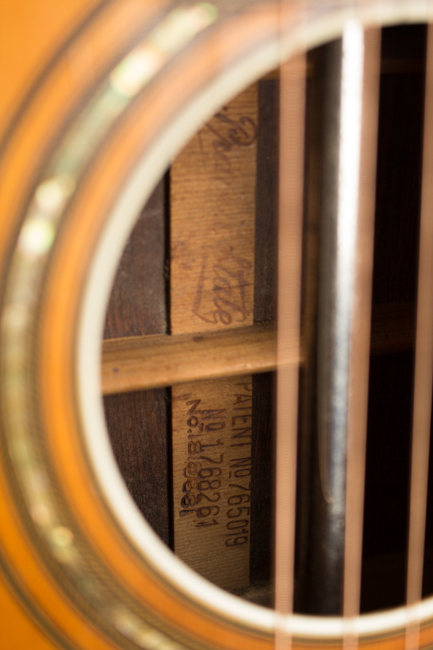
[104,181,167,339]
[170,86,257,335]
[102,323,277,394]
[251,77,279,587]
[361,26,427,612]
[171,378,253,591]
[100,301,416,395]
[170,84,257,590]
[102,181,170,545]
[370,301,415,355]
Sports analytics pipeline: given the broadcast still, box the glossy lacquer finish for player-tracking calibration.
[2,2,433,650]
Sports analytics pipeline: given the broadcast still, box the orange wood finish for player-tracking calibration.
[2,2,433,650]
[0,4,108,647]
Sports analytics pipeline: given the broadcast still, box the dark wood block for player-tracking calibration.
[249,78,279,585]
[103,178,171,547]
[104,180,167,338]
[372,25,426,305]
[104,390,170,546]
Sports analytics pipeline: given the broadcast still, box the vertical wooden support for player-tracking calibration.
[170,84,257,590]
[250,76,279,587]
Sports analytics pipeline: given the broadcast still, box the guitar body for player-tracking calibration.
[1,1,433,649]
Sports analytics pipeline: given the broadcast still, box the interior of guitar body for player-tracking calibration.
[101,23,431,615]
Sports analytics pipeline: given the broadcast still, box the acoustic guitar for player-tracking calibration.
[1,1,432,649]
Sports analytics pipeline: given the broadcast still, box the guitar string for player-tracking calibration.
[405,22,433,650]
[342,25,381,650]
[274,3,306,648]
[274,10,379,647]
[275,11,429,650]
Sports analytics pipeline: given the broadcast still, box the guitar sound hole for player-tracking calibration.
[102,23,433,614]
